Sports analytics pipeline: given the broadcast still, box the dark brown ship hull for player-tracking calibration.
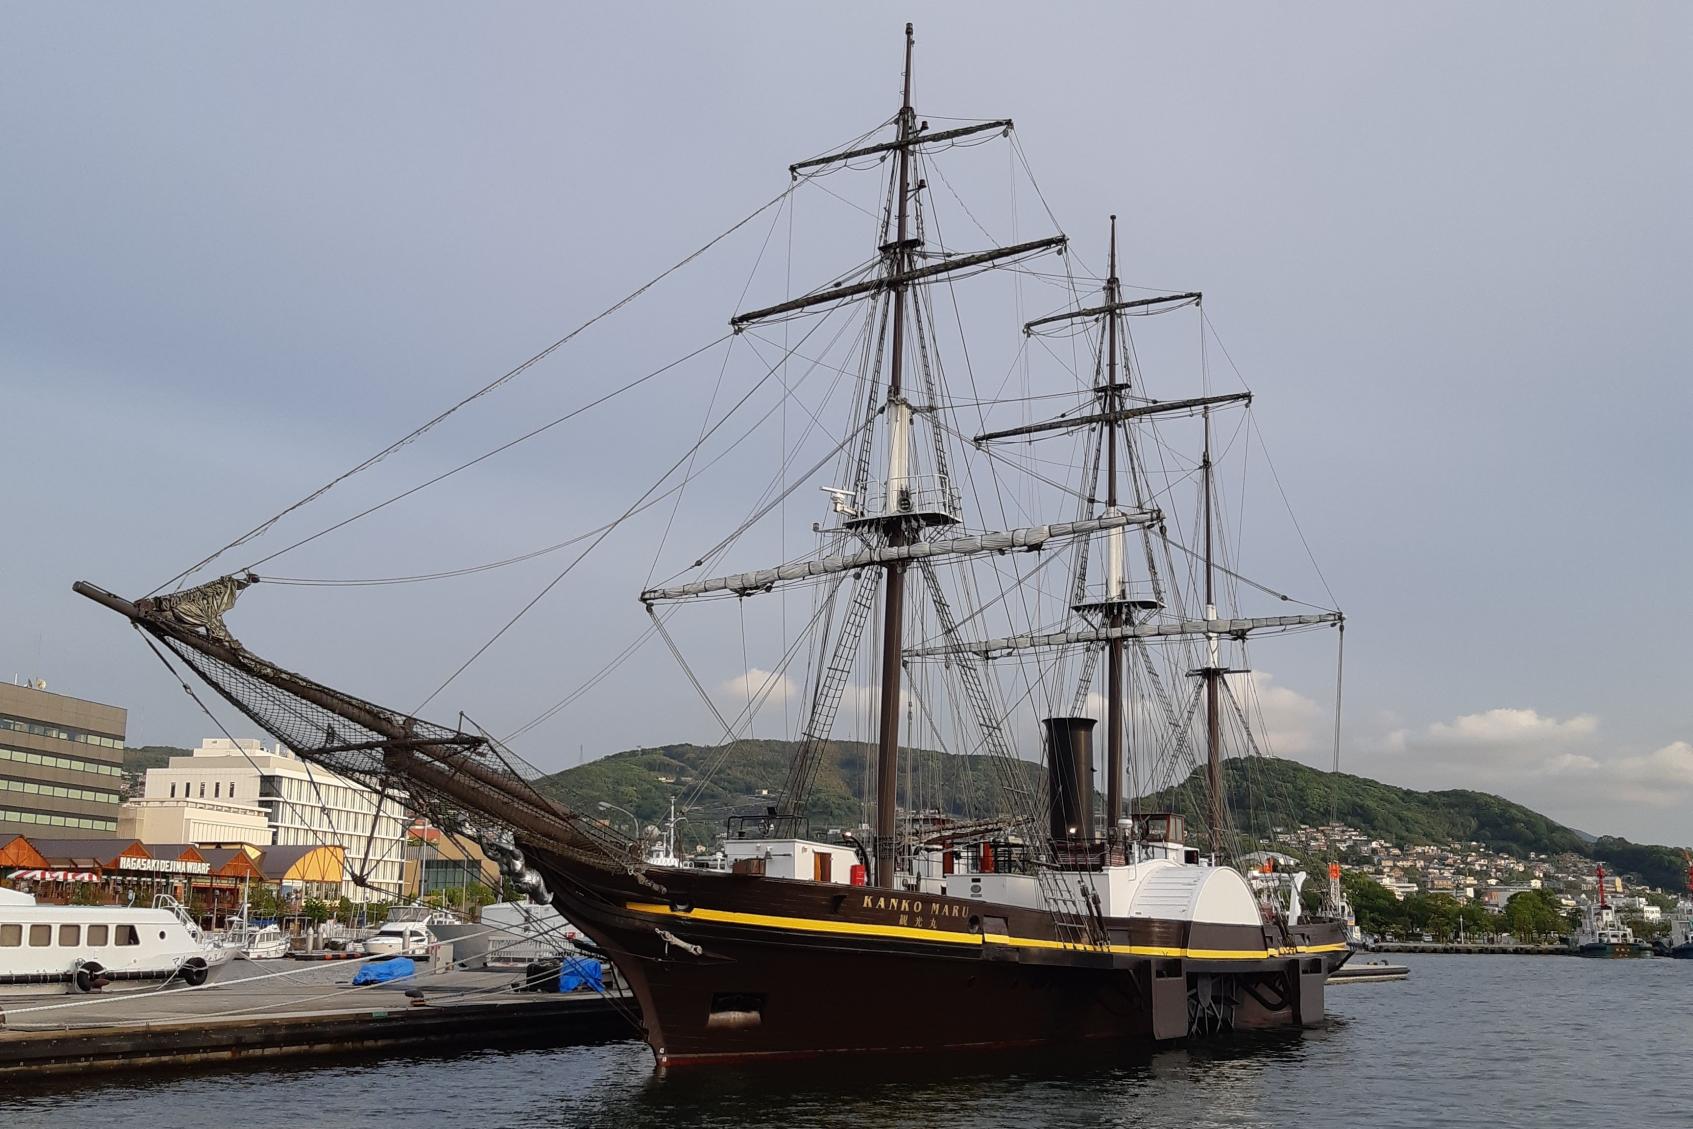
[529,849,1350,1066]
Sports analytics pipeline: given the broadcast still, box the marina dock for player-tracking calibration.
[1369,942,1572,956]
[1329,961,1410,983]
[0,964,636,1078]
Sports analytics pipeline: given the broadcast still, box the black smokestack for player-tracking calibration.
[1042,716,1096,843]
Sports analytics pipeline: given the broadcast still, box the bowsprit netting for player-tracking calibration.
[79,576,637,882]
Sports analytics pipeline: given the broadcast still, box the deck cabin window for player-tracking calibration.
[28,924,50,946]
[87,924,109,946]
[59,924,80,946]
[114,924,139,946]
[214,782,220,798]
[0,924,19,946]
[170,783,177,798]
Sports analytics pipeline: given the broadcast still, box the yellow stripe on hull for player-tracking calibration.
[625,901,1347,961]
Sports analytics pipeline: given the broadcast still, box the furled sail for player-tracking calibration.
[72,578,634,878]
[640,511,1159,603]
[905,611,1342,659]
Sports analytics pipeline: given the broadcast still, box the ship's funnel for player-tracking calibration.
[1042,716,1096,843]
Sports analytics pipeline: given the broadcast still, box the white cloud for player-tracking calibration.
[717,668,797,715]
[1379,708,1601,776]
[1355,706,1693,841]
[1423,707,1598,748]
[1608,741,1693,808]
[1239,672,1326,757]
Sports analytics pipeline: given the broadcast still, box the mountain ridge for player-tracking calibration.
[532,740,1690,891]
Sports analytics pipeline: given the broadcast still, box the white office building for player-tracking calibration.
[137,738,405,901]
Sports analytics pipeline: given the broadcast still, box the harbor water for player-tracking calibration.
[6,954,1686,1127]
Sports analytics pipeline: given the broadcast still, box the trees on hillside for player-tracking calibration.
[1502,890,1568,941]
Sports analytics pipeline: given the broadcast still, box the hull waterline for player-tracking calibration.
[531,853,1348,1066]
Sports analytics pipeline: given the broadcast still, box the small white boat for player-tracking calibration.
[221,909,291,960]
[352,919,435,958]
[237,922,289,960]
[0,887,234,995]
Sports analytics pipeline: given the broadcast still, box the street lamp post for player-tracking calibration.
[596,801,640,843]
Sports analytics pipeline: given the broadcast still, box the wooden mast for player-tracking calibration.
[874,22,917,890]
[1202,403,1224,854]
[1104,217,1125,844]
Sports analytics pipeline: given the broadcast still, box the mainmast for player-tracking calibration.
[873,22,918,890]
[649,24,1074,870]
[1103,217,1125,844]
[1202,403,1224,854]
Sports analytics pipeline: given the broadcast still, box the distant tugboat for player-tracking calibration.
[1662,853,1693,959]
[1573,865,1645,958]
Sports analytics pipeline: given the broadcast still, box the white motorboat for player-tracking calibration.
[237,922,289,960]
[348,906,459,958]
[221,907,291,960]
[353,919,433,957]
[0,887,234,994]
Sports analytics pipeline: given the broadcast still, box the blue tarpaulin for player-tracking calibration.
[559,956,604,992]
[352,956,416,985]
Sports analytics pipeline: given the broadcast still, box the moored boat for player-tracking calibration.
[0,886,232,994]
[237,922,289,959]
[1573,865,1648,958]
[1662,853,1693,959]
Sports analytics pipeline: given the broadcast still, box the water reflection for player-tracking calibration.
[10,959,1688,1129]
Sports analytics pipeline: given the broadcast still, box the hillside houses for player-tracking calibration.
[1269,822,1673,910]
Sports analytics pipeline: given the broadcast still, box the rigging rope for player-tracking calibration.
[411,306,848,711]
[242,334,733,579]
[136,629,401,892]
[153,184,809,597]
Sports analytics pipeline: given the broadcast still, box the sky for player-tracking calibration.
[2,4,1689,843]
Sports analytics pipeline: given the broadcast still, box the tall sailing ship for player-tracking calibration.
[76,25,1349,1065]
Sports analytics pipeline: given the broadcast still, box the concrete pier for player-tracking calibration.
[0,964,636,1078]
[1369,941,1571,955]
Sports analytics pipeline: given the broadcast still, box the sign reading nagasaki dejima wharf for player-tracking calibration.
[116,856,210,875]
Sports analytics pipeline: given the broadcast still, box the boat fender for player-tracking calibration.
[72,960,105,993]
[179,958,209,988]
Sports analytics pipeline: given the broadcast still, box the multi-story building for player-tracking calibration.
[402,822,501,899]
[117,793,272,845]
[0,681,126,837]
[138,738,404,901]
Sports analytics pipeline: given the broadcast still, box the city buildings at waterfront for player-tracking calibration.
[402,820,500,898]
[0,681,126,836]
[135,739,404,901]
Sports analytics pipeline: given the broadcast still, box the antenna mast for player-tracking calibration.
[873,22,917,890]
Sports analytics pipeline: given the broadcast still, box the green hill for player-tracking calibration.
[531,739,1039,851]
[123,745,187,773]
[535,742,1690,890]
[1138,757,1689,891]
[1135,756,1588,857]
